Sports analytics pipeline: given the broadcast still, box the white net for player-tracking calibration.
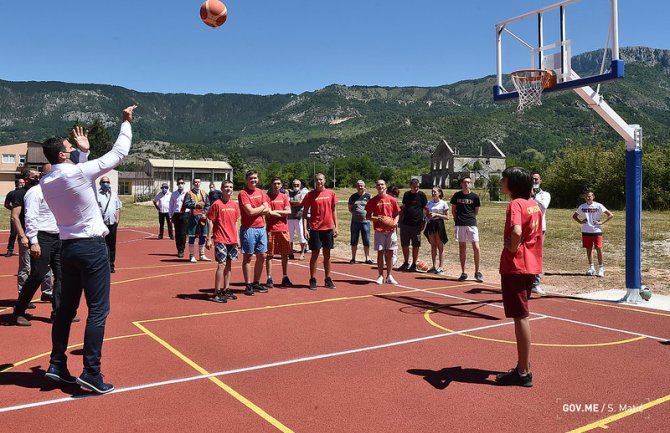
[511,70,551,112]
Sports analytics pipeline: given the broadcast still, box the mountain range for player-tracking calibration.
[1,46,669,167]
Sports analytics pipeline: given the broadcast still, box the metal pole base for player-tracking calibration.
[619,288,644,304]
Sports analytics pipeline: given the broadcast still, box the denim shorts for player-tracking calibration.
[350,221,371,247]
[239,227,268,255]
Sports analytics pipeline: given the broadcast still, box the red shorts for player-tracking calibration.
[500,274,536,318]
[582,233,603,249]
[267,231,292,257]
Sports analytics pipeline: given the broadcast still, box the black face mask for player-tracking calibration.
[69,149,80,163]
[27,177,40,187]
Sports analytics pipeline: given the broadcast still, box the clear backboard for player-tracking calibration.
[493,0,623,103]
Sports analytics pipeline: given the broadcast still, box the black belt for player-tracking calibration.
[62,237,106,245]
[38,231,60,238]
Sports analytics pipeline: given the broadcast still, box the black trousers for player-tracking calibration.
[158,212,173,238]
[15,231,61,316]
[172,213,188,254]
[7,220,17,253]
[105,223,118,271]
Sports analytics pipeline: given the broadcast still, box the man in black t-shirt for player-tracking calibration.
[398,179,428,272]
[450,177,482,282]
[4,179,24,256]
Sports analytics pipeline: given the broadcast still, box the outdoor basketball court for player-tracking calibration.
[0,228,668,432]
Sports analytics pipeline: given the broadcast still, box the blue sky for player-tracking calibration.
[0,0,667,95]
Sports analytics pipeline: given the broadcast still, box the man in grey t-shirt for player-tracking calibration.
[347,180,372,264]
[288,179,307,260]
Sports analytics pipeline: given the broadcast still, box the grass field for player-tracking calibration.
[2,188,668,295]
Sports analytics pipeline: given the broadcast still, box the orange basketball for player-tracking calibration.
[200,0,228,28]
[416,260,431,272]
[377,215,396,231]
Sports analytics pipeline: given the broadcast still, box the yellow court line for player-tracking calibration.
[424,310,647,348]
[112,268,214,285]
[133,321,294,433]
[0,333,146,373]
[566,394,670,433]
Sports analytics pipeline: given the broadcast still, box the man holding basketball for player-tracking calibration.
[365,179,400,285]
[302,173,338,290]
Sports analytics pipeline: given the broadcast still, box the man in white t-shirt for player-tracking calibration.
[531,170,551,294]
[572,190,613,277]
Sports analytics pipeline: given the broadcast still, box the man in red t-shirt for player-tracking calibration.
[238,170,270,296]
[302,173,338,290]
[365,179,400,285]
[495,167,543,388]
[266,176,293,288]
[206,180,240,303]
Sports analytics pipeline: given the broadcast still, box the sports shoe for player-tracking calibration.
[458,273,468,282]
[376,275,385,285]
[474,272,484,283]
[212,290,228,303]
[199,254,212,262]
[288,254,295,260]
[244,284,255,296]
[386,275,398,285]
[266,277,274,288]
[397,262,409,272]
[252,283,268,293]
[324,277,336,289]
[597,266,605,278]
[436,268,445,275]
[41,291,53,302]
[427,267,438,274]
[281,276,293,287]
[157,235,163,240]
[495,367,533,387]
[27,302,36,309]
[586,266,595,276]
[169,235,174,240]
[177,251,184,258]
[308,278,317,290]
[11,314,31,327]
[365,259,374,265]
[224,289,237,300]
[5,251,13,257]
[299,254,305,261]
[189,255,196,263]
[349,259,356,264]
[45,364,77,384]
[531,285,546,295]
[77,372,114,394]
[408,263,417,273]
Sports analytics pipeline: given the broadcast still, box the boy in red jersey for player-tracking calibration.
[302,173,338,290]
[365,179,400,285]
[495,167,543,388]
[266,176,293,288]
[206,180,240,303]
[238,170,270,296]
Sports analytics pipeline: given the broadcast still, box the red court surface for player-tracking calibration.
[1,228,668,432]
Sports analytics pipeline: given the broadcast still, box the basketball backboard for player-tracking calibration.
[493,0,623,102]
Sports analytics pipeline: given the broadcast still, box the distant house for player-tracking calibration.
[143,159,234,192]
[429,139,506,188]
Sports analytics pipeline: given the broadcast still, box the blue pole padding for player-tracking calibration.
[625,148,642,289]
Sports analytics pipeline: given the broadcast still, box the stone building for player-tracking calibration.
[429,139,506,188]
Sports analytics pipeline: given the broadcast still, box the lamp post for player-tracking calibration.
[309,151,320,179]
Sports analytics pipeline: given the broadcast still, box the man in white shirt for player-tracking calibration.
[97,176,123,273]
[153,182,173,240]
[169,177,188,258]
[40,104,136,395]
[531,170,551,295]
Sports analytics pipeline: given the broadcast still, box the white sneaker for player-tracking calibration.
[436,267,445,275]
[586,267,595,276]
[199,255,212,262]
[597,267,604,277]
[190,255,196,263]
[531,285,546,295]
[386,275,398,285]
[376,275,384,285]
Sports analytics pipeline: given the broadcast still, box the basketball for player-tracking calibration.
[377,215,396,231]
[200,0,228,28]
[416,260,431,272]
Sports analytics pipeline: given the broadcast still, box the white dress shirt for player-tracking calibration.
[41,122,132,240]
[154,191,171,213]
[169,190,188,217]
[24,184,59,244]
[533,189,551,232]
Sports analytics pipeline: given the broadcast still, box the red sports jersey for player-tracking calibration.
[206,199,240,245]
[238,188,269,228]
[302,189,337,230]
[365,195,400,232]
[266,192,290,232]
[499,198,543,274]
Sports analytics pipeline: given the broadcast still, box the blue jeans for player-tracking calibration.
[350,221,370,247]
[50,237,110,376]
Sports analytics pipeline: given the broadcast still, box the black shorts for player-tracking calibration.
[308,229,334,251]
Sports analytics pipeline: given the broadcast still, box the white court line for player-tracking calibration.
[290,262,669,342]
[0,318,536,414]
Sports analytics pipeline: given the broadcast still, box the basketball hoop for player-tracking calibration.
[511,69,554,112]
